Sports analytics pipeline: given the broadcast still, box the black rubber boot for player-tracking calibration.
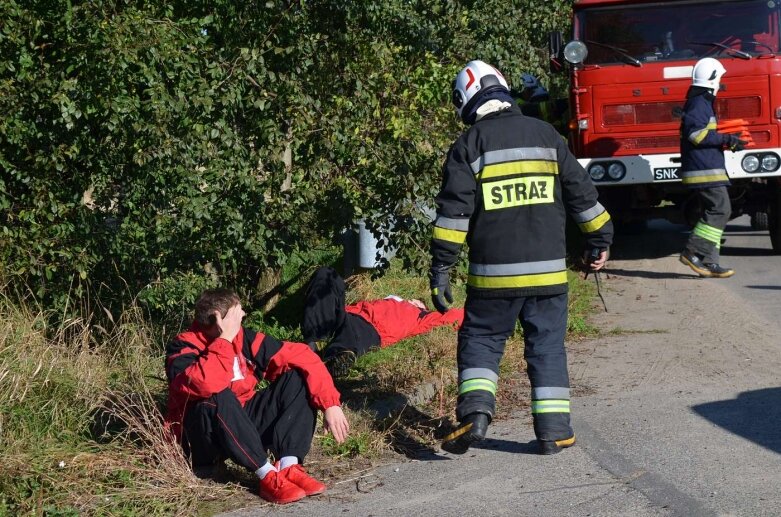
[539,435,576,455]
[441,412,489,455]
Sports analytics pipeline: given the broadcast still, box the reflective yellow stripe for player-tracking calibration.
[693,222,722,245]
[690,121,717,145]
[480,160,558,180]
[577,211,611,233]
[433,226,467,244]
[459,378,497,395]
[468,271,568,289]
[682,174,729,185]
[482,176,554,211]
[532,399,571,414]
[691,129,710,145]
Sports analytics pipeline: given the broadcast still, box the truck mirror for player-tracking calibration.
[549,31,564,73]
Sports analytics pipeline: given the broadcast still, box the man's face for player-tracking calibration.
[409,299,427,310]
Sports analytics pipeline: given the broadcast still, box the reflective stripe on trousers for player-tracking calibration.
[456,293,573,440]
[684,185,731,264]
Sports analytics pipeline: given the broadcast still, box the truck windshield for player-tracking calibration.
[575,0,781,65]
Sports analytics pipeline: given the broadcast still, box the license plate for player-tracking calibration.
[653,167,680,181]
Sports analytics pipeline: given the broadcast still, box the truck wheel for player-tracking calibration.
[769,189,781,254]
[751,211,769,231]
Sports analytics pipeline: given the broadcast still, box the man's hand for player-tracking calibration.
[429,264,453,313]
[215,303,245,342]
[724,134,748,152]
[583,248,608,271]
[324,406,350,443]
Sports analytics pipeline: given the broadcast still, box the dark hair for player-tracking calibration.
[194,288,240,326]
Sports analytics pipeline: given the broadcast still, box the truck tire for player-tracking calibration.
[768,189,781,254]
[751,211,769,231]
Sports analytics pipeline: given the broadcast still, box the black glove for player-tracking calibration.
[724,134,748,152]
[429,264,453,313]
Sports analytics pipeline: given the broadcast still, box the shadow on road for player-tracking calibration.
[607,220,689,261]
[603,218,773,262]
[471,437,539,455]
[691,387,781,455]
[745,285,781,290]
[721,245,777,257]
[605,268,700,280]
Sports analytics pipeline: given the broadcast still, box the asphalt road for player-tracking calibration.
[220,215,781,517]
[623,214,781,324]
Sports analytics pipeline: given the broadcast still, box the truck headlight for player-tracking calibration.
[607,162,626,180]
[742,155,760,173]
[761,154,780,172]
[564,41,588,65]
[589,164,606,181]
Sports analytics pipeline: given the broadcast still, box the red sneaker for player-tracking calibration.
[258,470,306,504]
[282,464,326,496]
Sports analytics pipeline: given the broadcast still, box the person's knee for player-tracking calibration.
[202,387,243,412]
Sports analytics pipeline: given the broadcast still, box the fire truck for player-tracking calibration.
[549,0,781,251]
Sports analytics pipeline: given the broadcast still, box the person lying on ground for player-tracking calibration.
[301,266,464,377]
[164,288,349,505]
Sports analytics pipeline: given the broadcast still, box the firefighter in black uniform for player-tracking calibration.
[513,73,569,135]
[678,57,745,278]
[431,60,614,455]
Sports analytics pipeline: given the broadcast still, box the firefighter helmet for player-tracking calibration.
[452,60,509,123]
[519,73,550,102]
[691,57,726,92]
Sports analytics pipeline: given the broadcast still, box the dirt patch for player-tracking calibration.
[569,255,781,397]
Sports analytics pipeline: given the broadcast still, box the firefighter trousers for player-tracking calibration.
[456,292,573,441]
[684,185,731,264]
[182,370,316,471]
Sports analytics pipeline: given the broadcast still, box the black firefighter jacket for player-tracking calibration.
[431,105,614,298]
[679,89,731,188]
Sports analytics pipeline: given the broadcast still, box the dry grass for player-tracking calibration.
[0,265,598,515]
[0,294,240,515]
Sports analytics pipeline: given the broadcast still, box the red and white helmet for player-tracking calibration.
[452,60,509,123]
[692,57,726,93]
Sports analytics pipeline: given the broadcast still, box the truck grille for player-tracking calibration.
[602,97,762,127]
[588,136,679,155]
[603,102,681,126]
[587,130,770,156]
[716,97,762,120]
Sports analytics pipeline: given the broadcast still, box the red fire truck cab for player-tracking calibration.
[551,0,781,250]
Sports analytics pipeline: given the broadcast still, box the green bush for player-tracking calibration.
[0,0,573,320]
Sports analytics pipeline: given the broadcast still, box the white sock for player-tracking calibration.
[279,456,298,470]
[255,461,276,480]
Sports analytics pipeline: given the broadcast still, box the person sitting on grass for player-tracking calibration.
[164,288,350,505]
[302,267,464,377]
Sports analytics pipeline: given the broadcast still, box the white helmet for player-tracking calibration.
[452,60,509,123]
[692,57,726,93]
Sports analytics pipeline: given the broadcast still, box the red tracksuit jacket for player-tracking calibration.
[345,298,464,347]
[164,322,341,440]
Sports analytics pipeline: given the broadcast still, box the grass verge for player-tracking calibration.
[0,263,600,515]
